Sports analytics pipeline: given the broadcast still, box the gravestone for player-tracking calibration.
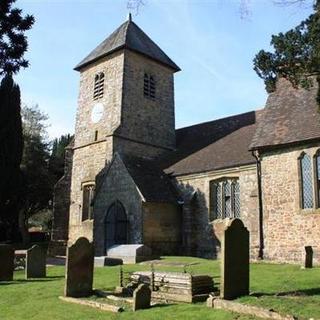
[0,244,14,281]
[65,237,94,297]
[133,283,151,311]
[304,246,313,268]
[26,245,47,279]
[220,219,249,300]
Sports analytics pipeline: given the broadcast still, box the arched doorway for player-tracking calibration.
[105,201,128,251]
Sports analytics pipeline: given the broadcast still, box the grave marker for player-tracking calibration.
[64,237,94,297]
[0,244,14,281]
[220,219,249,300]
[26,245,47,278]
[133,283,151,311]
[304,246,313,269]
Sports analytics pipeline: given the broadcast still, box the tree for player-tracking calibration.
[0,75,24,241]
[0,0,34,242]
[253,0,320,102]
[49,134,73,183]
[19,105,53,243]
[127,0,145,15]
[0,0,34,75]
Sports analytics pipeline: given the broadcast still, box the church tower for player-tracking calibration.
[68,16,180,243]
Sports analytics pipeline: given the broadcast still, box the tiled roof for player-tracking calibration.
[250,77,320,150]
[74,19,180,72]
[162,110,262,176]
[121,154,182,204]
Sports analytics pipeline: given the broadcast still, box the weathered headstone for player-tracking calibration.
[26,245,47,279]
[0,244,14,281]
[133,283,151,311]
[65,237,94,297]
[304,246,313,269]
[220,219,249,300]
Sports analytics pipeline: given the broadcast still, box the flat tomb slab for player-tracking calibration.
[130,271,214,302]
[107,244,154,264]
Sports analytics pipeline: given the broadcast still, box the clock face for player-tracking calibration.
[91,103,104,123]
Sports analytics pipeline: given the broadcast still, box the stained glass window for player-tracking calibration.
[210,183,222,220]
[216,183,222,219]
[223,181,232,218]
[300,153,313,209]
[209,178,240,221]
[233,181,240,218]
[316,152,320,207]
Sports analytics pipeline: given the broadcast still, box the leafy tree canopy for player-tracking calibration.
[253,0,320,102]
[21,104,52,218]
[0,0,34,75]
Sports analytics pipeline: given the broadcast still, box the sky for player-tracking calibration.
[15,0,314,139]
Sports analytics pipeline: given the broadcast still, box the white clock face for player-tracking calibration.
[91,103,104,123]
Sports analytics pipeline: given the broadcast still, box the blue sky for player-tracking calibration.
[16,0,313,139]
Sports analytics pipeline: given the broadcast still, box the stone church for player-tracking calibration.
[51,15,320,264]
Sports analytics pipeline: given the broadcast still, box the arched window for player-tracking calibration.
[314,150,320,208]
[93,72,104,100]
[209,178,239,221]
[144,73,156,99]
[300,153,313,209]
[82,183,95,221]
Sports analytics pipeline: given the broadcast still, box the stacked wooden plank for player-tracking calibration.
[130,271,214,303]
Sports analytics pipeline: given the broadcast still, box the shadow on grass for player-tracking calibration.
[45,275,65,279]
[153,303,176,309]
[0,276,64,286]
[251,287,320,298]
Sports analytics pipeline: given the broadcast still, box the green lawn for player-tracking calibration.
[0,257,319,320]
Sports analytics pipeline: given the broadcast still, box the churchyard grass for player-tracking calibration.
[0,257,319,320]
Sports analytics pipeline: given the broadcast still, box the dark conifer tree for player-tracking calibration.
[0,0,34,241]
[0,75,24,241]
[49,134,73,183]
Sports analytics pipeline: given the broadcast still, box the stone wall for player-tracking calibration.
[142,202,182,255]
[69,48,178,246]
[261,143,320,264]
[93,155,143,256]
[175,165,259,258]
[113,135,169,160]
[52,143,73,242]
[74,51,124,148]
[69,51,125,245]
[118,50,176,151]
[68,139,112,244]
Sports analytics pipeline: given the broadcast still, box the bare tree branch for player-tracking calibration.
[272,0,314,8]
[238,0,314,19]
[239,0,252,20]
[127,0,146,16]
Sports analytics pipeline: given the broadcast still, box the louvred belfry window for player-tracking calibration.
[93,72,104,100]
[209,178,240,221]
[144,73,156,99]
[300,153,314,209]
